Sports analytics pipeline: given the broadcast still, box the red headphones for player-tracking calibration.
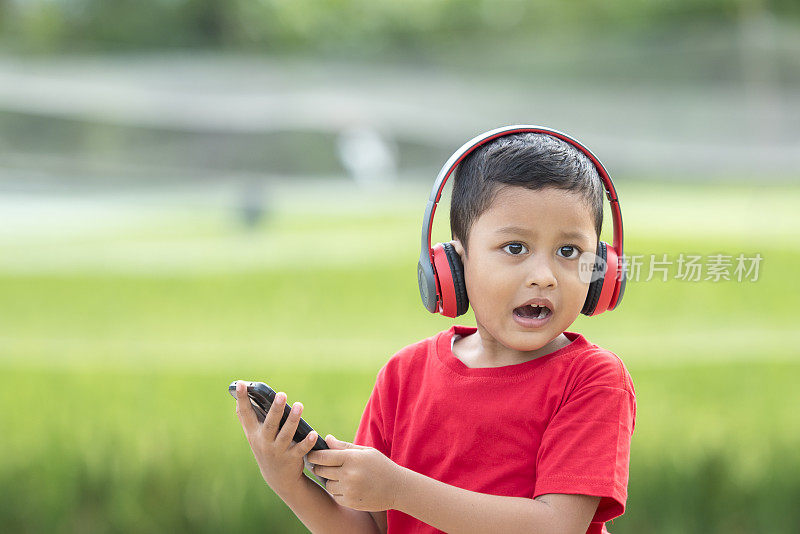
[416,125,626,318]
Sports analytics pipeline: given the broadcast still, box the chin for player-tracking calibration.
[507,330,556,352]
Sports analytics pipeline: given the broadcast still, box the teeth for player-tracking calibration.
[515,304,551,320]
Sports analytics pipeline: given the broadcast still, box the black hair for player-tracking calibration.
[450,132,604,254]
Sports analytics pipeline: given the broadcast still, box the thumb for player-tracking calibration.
[325,434,368,449]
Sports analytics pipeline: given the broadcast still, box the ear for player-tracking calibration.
[450,238,465,259]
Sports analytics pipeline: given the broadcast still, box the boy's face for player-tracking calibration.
[452,185,598,353]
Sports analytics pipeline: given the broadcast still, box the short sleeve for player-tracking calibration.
[353,367,391,457]
[533,385,636,523]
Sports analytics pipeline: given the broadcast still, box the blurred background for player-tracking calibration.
[1,1,798,533]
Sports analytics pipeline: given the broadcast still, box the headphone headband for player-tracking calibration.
[417,125,625,314]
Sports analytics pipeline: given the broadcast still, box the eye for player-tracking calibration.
[502,242,528,255]
[557,245,579,258]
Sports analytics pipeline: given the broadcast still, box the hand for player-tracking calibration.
[234,381,318,494]
[306,435,406,512]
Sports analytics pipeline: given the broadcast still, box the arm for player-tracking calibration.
[395,467,600,534]
[277,474,381,534]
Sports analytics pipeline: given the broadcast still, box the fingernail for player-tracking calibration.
[291,402,301,414]
[308,431,316,440]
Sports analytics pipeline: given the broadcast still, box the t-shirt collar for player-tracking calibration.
[436,325,590,378]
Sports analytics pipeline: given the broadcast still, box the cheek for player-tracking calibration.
[464,262,509,307]
[561,273,591,308]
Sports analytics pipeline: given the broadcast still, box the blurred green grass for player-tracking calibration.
[0,181,798,533]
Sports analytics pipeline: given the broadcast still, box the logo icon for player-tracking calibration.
[578,251,607,283]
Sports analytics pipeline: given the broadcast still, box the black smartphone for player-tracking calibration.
[228,380,329,451]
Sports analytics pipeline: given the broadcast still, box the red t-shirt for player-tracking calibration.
[353,325,636,534]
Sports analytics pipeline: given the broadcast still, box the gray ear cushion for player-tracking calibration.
[581,241,607,316]
[442,242,469,316]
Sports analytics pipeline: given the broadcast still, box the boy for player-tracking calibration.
[235,127,636,534]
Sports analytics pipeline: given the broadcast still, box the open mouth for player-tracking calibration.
[513,304,552,320]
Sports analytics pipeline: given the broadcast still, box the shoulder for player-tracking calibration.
[564,334,635,397]
[375,328,444,385]
[555,334,638,431]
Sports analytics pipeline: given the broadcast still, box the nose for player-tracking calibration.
[525,254,557,289]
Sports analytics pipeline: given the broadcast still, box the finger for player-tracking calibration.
[275,400,304,449]
[291,429,319,458]
[306,449,346,466]
[235,381,259,436]
[326,434,369,449]
[309,463,338,481]
[260,390,288,440]
[325,479,342,496]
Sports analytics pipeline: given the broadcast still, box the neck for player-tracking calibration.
[457,325,571,367]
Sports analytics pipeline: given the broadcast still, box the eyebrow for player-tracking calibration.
[495,225,593,242]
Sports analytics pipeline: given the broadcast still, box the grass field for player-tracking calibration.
[1,180,798,533]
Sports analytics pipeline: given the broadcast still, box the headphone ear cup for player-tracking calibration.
[593,244,619,315]
[608,249,626,311]
[442,242,469,317]
[581,241,607,316]
[432,242,469,317]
